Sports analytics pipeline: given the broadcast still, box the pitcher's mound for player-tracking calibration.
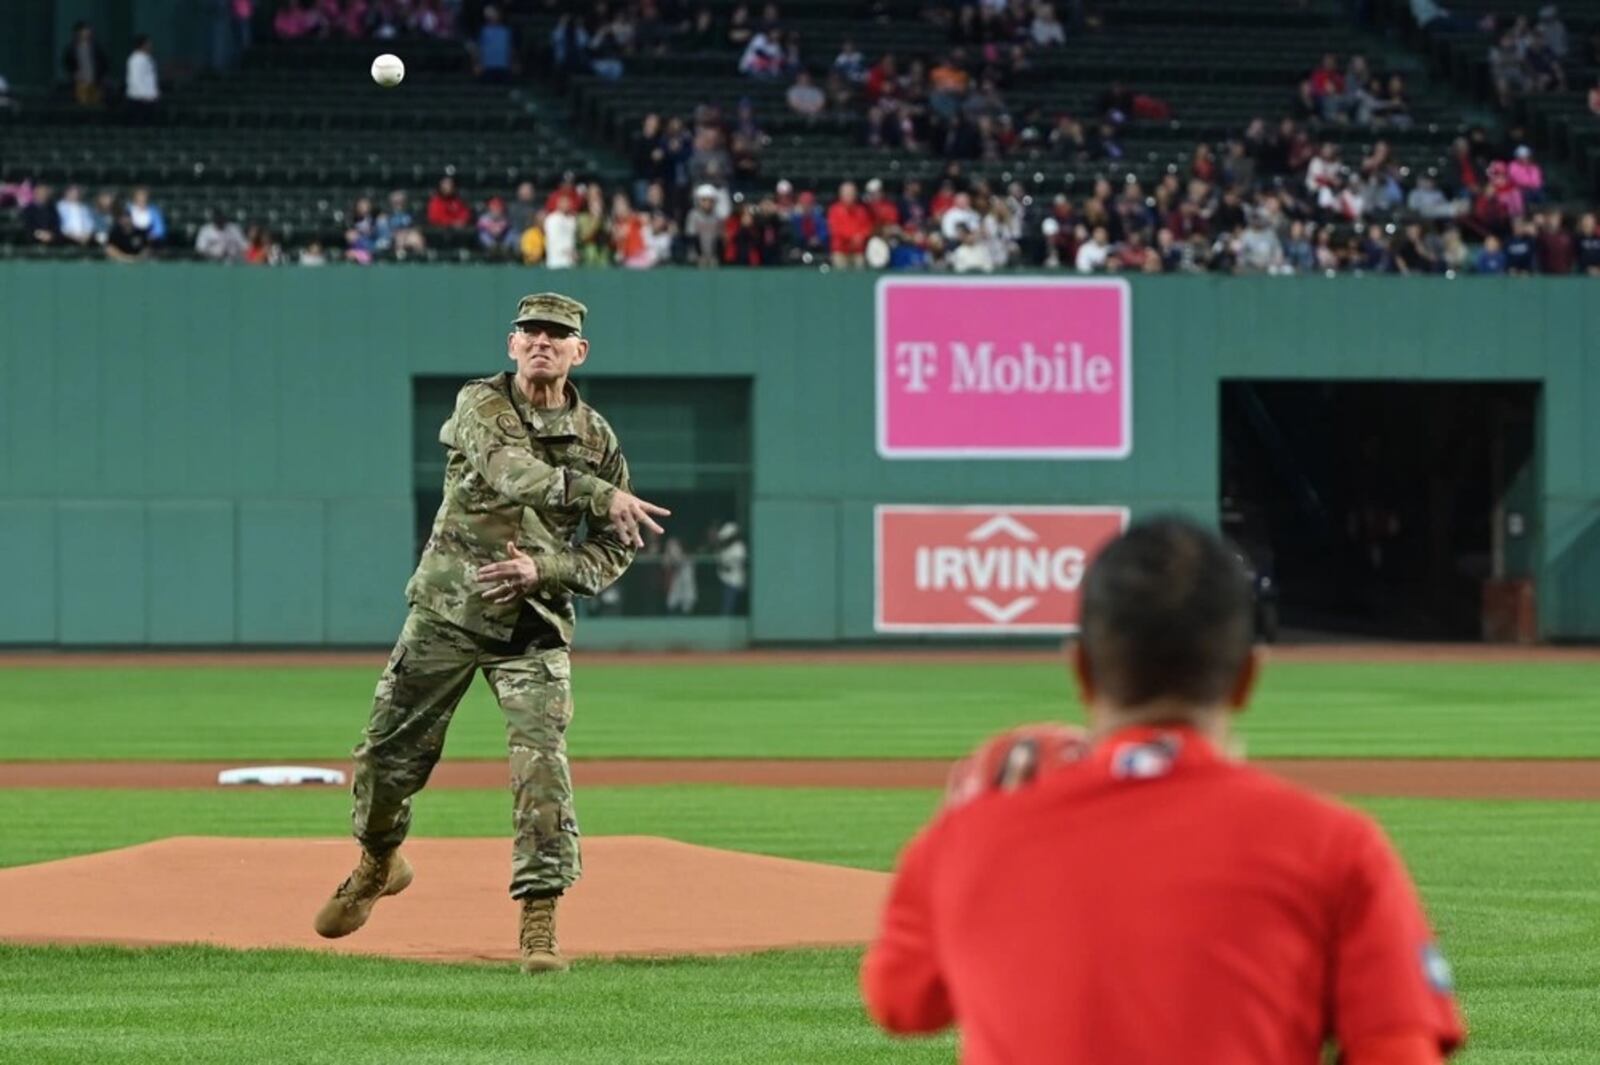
[0,836,889,963]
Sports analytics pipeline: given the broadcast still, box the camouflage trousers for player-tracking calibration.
[351,605,579,899]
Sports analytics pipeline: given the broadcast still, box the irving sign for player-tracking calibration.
[875,277,1132,458]
[875,506,1130,633]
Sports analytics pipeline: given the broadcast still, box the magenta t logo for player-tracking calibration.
[875,278,1132,458]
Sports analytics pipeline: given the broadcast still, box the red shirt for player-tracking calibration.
[827,201,874,254]
[862,725,1465,1065]
[426,193,471,228]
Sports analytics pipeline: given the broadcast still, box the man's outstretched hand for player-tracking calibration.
[609,490,671,548]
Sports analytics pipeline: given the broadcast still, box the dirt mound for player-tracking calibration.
[0,836,888,963]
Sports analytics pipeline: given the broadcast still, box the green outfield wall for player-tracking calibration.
[2,265,1597,646]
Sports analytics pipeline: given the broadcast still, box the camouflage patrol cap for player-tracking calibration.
[512,292,588,333]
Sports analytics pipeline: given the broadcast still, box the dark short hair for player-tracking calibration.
[1079,515,1254,708]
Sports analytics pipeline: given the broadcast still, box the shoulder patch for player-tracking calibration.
[496,412,527,438]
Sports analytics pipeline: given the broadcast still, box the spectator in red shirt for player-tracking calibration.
[543,172,582,216]
[1308,52,1346,121]
[826,180,873,268]
[863,515,1466,1065]
[862,177,900,230]
[426,175,471,228]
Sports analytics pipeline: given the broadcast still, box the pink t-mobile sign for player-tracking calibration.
[875,277,1132,458]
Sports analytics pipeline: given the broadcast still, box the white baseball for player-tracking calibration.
[371,54,405,88]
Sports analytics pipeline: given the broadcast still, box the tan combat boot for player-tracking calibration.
[312,849,414,938]
[518,895,570,973]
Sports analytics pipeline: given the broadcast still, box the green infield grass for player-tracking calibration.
[3,659,1598,760]
[0,788,1597,1063]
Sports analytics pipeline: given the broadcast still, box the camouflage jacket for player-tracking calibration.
[405,372,637,643]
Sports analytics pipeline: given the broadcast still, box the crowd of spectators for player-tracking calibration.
[7,1,1600,275]
[10,135,1600,275]
[270,0,460,41]
[546,0,1083,81]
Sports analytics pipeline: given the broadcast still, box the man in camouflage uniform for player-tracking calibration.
[313,292,669,974]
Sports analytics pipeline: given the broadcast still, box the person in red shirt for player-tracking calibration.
[863,178,901,230]
[826,181,874,268]
[545,172,582,215]
[862,516,1465,1065]
[425,175,471,228]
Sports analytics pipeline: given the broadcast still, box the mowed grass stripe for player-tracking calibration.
[0,943,955,1065]
[2,660,1598,759]
[0,789,1594,1063]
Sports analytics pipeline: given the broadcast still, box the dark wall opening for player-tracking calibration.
[1220,381,1539,641]
[412,375,753,618]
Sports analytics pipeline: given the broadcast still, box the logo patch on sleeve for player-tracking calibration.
[496,412,528,438]
[1420,944,1455,992]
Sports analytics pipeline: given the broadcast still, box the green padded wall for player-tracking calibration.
[2,265,1598,644]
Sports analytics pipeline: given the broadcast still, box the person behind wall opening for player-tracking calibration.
[861,514,1465,1065]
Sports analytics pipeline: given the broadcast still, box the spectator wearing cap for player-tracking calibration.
[788,189,830,258]
[477,196,516,258]
[685,185,723,267]
[543,196,578,269]
[863,179,900,230]
[1487,162,1525,221]
[1508,146,1544,205]
[827,181,874,268]
[1040,196,1079,268]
